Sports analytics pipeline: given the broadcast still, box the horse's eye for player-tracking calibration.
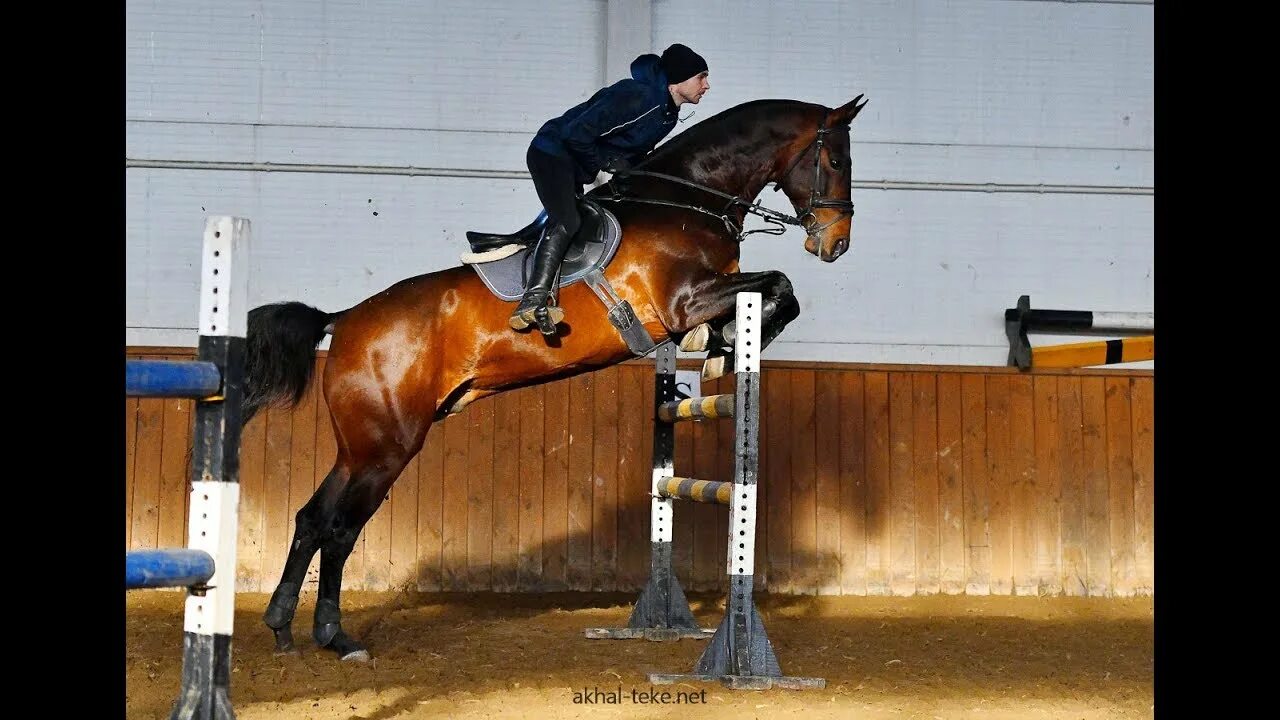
[830,157,841,169]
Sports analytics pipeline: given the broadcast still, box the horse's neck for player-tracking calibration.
[649,138,783,212]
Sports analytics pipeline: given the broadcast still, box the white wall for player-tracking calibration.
[126,0,1153,368]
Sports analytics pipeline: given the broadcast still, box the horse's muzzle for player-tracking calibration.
[808,236,849,262]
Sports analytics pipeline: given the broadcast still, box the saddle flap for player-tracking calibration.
[466,199,624,302]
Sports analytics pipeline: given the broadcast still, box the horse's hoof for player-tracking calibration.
[269,626,296,655]
[273,646,301,658]
[341,649,371,662]
[680,323,710,352]
[321,627,370,662]
[702,355,725,381]
[721,319,737,346]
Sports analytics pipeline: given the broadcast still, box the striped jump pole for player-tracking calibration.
[127,549,216,590]
[125,216,249,720]
[1029,335,1154,369]
[583,339,711,642]
[126,360,223,399]
[1005,294,1154,370]
[656,477,734,505]
[585,292,825,691]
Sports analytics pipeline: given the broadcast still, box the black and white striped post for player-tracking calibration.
[1005,294,1154,370]
[582,339,711,642]
[126,216,249,720]
[585,292,825,690]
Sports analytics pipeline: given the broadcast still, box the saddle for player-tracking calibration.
[461,199,659,355]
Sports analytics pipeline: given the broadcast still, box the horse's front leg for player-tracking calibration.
[669,270,799,381]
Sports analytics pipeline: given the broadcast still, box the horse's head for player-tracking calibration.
[773,95,868,262]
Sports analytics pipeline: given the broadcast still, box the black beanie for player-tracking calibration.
[660,43,708,85]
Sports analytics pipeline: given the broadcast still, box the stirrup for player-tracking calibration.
[510,293,565,334]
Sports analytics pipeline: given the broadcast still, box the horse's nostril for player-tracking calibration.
[835,238,849,254]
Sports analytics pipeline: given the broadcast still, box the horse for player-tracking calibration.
[245,95,868,660]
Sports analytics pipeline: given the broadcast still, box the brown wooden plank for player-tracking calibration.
[516,384,546,590]
[1032,376,1061,594]
[156,358,194,550]
[888,372,916,596]
[288,361,319,589]
[1131,377,1154,595]
[361,497,393,590]
[691,374,722,592]
[788,370,818,593]
[1058,376,1088,596]
[125,398,139,549]
[236,397,268,592]
[913,373,940,595]
[1106,377,1136,597]
[390,440,421,591]
[542,378,570,590]
[961,374,990,595]
[591,366,620,591]
[441,412,470,591]
[763,368,792,592]
[261,406,294,592]
[1009,375,1037,595]
[466,398,495,590]
[1080,377,1110,596]
[620,365,653,590]
[839,371,867,595]
[491,390,521,591]
[864,371,891,595]
[566,373,594,591]
[129,393,165,550]
[935,374,964,594]
[417,413,445,591]
[984,376,1012,596]
[814,372,842,594]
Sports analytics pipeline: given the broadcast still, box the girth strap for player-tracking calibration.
[582,268,662,356]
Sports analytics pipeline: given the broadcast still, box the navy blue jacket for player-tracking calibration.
[531,54,678,184]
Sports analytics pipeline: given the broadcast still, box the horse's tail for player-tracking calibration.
[243,301,345,422]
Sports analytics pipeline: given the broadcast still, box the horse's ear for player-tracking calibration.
[826,94,869,127]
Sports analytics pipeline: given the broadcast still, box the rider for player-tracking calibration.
[467,43,710,335]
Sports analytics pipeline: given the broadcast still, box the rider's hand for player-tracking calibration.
[603,156,632,176]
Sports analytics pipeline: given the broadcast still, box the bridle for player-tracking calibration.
[594,112,854,241]
[772,110,855,236]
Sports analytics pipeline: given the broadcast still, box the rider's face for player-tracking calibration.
[672,72,710,105]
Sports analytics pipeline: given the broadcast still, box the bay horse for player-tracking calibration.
[245,95,868,660]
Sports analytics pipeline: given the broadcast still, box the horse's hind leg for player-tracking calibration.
[262,464,352,653]
[311,449,415,660]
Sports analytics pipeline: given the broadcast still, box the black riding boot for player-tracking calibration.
[509,223,574,335]
[465,211,548,255]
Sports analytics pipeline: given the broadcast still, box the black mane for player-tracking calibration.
[641,99,824,169]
